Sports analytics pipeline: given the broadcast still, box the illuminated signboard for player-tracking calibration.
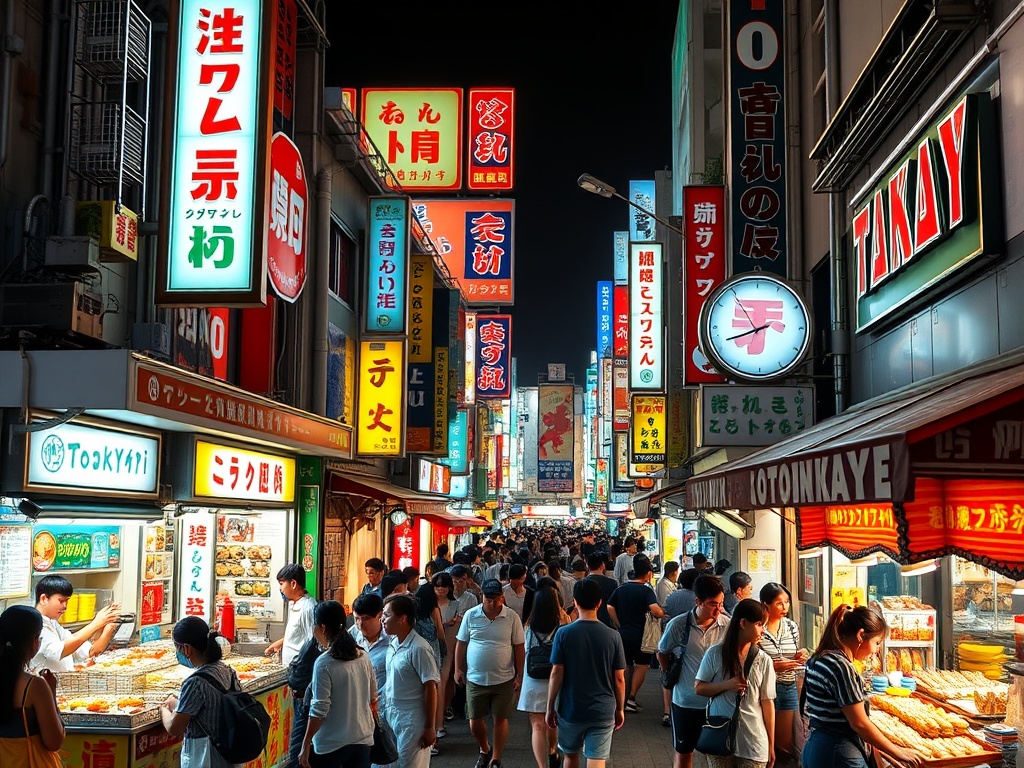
[683,185,727,385]
[267,132,307,302]
[538,384,575,493]
[408,255,434,363]
[439,408,469,474]
[356,339,406,456]
[631,394,667,466]
[613,231,628,284]
[475,315,512,399]
[193,440,296,503]
[628,181,657,242]
[464,312,477,404]
[467,87,515,191]
[158,0,271,307]
[628,242,664,391]
[365,196,410,332]
[178,509,216,623]
[596,281,612,358]
[360,87,463,191]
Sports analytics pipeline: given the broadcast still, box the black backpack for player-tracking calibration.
[193,669,272,763]
[287,636,324,699]
[526,628,557,679]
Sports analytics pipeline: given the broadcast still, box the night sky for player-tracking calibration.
[325,3,680,383]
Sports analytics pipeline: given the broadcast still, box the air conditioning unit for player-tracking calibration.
[131,322,170,359]
[44,236,101,273]
[0,282,104,341]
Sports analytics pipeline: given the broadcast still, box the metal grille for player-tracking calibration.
[74,0,150,83]
[69,102,146,186]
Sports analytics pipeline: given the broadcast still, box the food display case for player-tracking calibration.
[875,596,937,675]
[951,556,1019,651]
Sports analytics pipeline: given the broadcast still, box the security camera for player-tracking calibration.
[18,499,42,520]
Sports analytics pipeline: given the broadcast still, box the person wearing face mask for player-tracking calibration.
[161,616,241,768]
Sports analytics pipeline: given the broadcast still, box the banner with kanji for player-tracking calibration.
[475,315,512,398]
[356,339,406,456]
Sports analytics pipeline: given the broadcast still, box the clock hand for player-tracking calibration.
[729,287,759,336]
[726,324,769,341]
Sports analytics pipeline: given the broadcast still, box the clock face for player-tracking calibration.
[389,509,408,526]
[698,273,811,382]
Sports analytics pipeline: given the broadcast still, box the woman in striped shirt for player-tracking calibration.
[801,605,921,768]
[757,583,807,761]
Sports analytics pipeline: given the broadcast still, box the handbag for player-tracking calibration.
[370,713,399,765]
[0,677,64,768]
[660,652,684,689]
[640,611,663,654]
[696,647,760,756]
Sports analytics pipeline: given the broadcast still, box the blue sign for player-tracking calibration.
[365,197,410,332]
[463,209,513,280]
[439,408,469,474]
[613,231,629,284]
[628,181,657,242]
[596,281,613,357]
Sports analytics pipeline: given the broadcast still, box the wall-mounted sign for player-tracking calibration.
[613,284,628,358]
[538,384,575,493]
[614,432,632,489]
[683,186,727,385]
[475,315,512,399]
[631,395,667,466]
[272,0,296,121]
[365,197,410,332]
[356,339,407,456]
[698,272,811,382]
[412,199,515,305]
[406,362,434,453]
[727,0,788,276]
[698,385,813,447]
[628,242,664,390]
[158,0,272,307]
[613,231,629,285]
[597,281,612,358]
[464,312,477,404]
[25,417,160,498]
[32,525,121,573]
[628,181,657,242]
[851,93,999,332]
[194,440,295,503]
[467,87,514,191]
[612,359,629,432]
[267,132,307,302]
[360,87,463,191]
[178,510,216,623]
[392,520,418,570]
[76,201,139,262]
[439,408,470,474]
[409,255,434,363]
[432,347,449,454]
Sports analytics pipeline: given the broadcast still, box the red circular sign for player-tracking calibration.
[267,132,308,302]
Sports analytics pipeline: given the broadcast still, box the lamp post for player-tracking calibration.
[577,173,684,236]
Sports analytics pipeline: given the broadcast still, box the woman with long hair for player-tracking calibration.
[518,579,570,768]
[299,601,376,768]
[802,605,921,768]
[694,598,776,768]
[757,583,809,762]
[413,582,445,754]
[432,572,458,741]
[0,605,65,764]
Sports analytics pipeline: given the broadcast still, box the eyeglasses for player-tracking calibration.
[703,601,725,611]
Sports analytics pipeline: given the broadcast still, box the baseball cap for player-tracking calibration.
[481,579,503,596]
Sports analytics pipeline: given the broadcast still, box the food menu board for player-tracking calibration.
[32,525,120,572]
[215,513,286,622]
[141,522,174,627]
[0,524,33,598]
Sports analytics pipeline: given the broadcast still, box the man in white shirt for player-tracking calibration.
[31,575,120,672]
[613,538,638,584]
[385,593,440,768]
[450,565,481,615]
[501,564,533,622]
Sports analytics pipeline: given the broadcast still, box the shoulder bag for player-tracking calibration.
[695,647,759,756]
[0,677,63,768]
[370,713,399,765]
[660,610,694,689]
[640,610,663,654]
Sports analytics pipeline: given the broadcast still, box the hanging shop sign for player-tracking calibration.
[412,199,515,305]
[158,0,272,307]
[475,315,512,398]
[392,520,419,571]
[32,525,121,573]
[683,185,727,385]
[613,231,628,285]
[409,255,434,363]
[614,432,632,489]
[613,284,628,357]
[406,361,434,453]
[727,0,788,276]
[698,385,813,447]
[439,408,469,474]
[356,339,407,456]
[24,416,160,498]
[76,201,139,262]
[597,281,612,358]
[467,87,515,191]
[178,509,216,624]
[361,87,463,191]
[630,394,667,467]
[538,384,575,493]
[628,180,657,242]
[628,242,664,390]
[464,312,477,404]
[851,93,999,332]
[267,132,308,302]
[612,358,629,432]
[272,0,296,121]
[365,196,410,332]
[433,347,449,454]
[193,440,295,503]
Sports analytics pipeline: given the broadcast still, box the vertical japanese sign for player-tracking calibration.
[405,360,434,453]
[159,0,272,307]
[356,339,406,456]
[628,181,657,242]
[178,510,216,623]
[538,384,575,493]
[365,197,410,332]
[467,87,515,191]
[683,186,727,385]
[630,394,667,475]
[360,87,463,191]
[612,359,629,431]
[432,347,449,454]
[595,458,608,501]
[392,521,419,570]
[412,199,515,305]
[614,432,632,488]
[613,285,629,358]
[475,315,512,398]
[439,408,469,474]
[408,255,434,362]
[613,231,629,284]
[272,0,296,121]
[628,242,664,391]
[464,312,477,404]
[728,0,787,276]
[596,281,613,358]
[267,132,307,302]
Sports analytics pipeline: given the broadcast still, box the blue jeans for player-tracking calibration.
[802,729,868,768]
[286,693,310,768]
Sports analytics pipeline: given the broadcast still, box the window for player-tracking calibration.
[329,218,356,305]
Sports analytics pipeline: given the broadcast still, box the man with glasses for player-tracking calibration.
[656,574,730,768]
[363,558,388,597]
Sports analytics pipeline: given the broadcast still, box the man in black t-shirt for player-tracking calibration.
[585,552,619,628]
[607,556,665,714]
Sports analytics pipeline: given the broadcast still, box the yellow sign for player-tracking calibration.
[409,255,434,363]
[830,586,867,611]
[194,440,296,502]
[631,394,667,464]
[77,200,139,262]
[62,731,130,768]
[357,339,406,456]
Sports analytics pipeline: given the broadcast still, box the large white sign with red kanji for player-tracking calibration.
[628,242,664,391]
[178,510,216,623]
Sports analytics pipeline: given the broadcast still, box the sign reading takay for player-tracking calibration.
[852,92,1000,331]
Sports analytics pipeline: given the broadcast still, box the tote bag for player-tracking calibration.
[640,611,663,654]
[371,712,400,765]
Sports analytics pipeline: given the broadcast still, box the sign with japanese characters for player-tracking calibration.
[432,347,449,454]
[392,520,419,570]
[360,87,463,191]
[597,281,613,358]
[628,180,657,242]
[77,201,139,262]
[25,416,160,497]
[178,509,216,623]
[614,432,632,488]
[272,0,296,121]
[475,315,512,399]
[409,255,434,363]
[683,186,727,385]
[365,197,410,332]
[698,385,813,447]
[728,0,788,276]
[631,394,667,466]
[356,339,406,456]
[851,93,999,332]
[405,363,433,453]
[412,199,515,305]
[467,87,514,191]
[159,0,272,307]
[628,242,664,390]
[613,231,629,284]
[439,408,469,474]
[797,501,900,561]
[613,284,628,358]
[613,358,629,432]
[464,311,477,403]
[193,440,296,502]
[538,385,575,493]
[267,132,307,302]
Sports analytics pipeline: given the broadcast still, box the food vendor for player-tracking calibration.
[30,575,120,673]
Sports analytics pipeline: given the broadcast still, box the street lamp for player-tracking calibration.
[577,173,684,236]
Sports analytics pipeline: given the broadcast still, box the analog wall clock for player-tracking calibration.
[697,272,812,382]
[389,509,408,526]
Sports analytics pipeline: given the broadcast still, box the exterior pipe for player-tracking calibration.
[40,0,63,201]
[312,168,331,415]
[0,0,16,174]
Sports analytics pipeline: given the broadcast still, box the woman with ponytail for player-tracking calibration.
[694,598,776,768]
[801,604,921,768]
[299,600,376,768]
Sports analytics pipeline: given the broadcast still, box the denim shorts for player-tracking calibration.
[557,718,615,760]
[775,680,799,711]
[802,729,868,768]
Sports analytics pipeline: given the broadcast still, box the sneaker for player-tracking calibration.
[662,713,671,728]
[474,748,493,768]
[430,746,440,756]
[436,728,447,739]
[625,698,641,713]
[548,752,561,768]
[445,707,455,721]
[489,761,502,768]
